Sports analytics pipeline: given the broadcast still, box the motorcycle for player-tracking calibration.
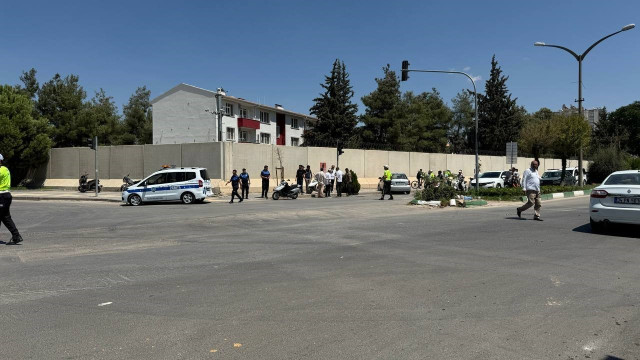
[452,177,468,192]
[306,179,319,194]
[272,180,301,200]
[120,174,137,191]
[78,173,103,193]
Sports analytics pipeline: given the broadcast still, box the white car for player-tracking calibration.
[122,167,213,206]
[590,170,640,232]
[377,173,411,194]
[469,171,509,188]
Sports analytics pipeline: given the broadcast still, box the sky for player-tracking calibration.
[1,0,638,117]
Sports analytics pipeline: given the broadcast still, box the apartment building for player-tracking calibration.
[151,83,315,145]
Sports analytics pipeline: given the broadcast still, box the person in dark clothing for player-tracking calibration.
[304,165,312,193]
[260,165,270,199]
[239,168,250,199]
[417,169,423,188]
[344,168,352,196]
[0,154,22,244]
[296,165,305,191]
[226,169,243,203]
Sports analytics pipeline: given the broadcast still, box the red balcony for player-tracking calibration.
[237,118,260,130]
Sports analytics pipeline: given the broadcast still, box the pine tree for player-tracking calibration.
[121,86,153,144]
[36,73,87,147]
[304,59,358,146]
[477,55,523,152]
[449,90,475,153]
[360,64,401,145]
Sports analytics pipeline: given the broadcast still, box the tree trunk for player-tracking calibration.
[560,158,567,185]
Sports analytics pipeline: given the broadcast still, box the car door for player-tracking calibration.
[142,173,167,202]
[164,172,184,201]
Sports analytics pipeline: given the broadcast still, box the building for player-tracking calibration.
[151,83,316,145]
[557,104,602,127]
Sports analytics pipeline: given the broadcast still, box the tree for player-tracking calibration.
[0,85,52,186]
[449,90,475,153]
[594,102,640,156]
[391,90,452,152]
[77,89,124,145]
[122,86,153,144]
[477,55,523,151]
[36,73,87,147]
[519,107,557,159]
[304,59,358,146]
[19,68,39,100]
[552,113,591,184]
[360,64,401,145]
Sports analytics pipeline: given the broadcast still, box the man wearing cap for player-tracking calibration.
[380,165,393,200]
[0,154,23,244]
[239,168,250,199]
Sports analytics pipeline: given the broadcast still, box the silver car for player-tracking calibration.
[378,173,412,194]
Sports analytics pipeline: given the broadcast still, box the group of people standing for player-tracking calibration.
[313,165,353,198]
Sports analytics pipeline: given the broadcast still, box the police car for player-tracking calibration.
[122,166,213,206]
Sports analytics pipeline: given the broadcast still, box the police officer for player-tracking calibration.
[379,165,393,200]
[226,169,243,203]
[0,154,23,244]
[260,165,270,199]
[239,168,250,199]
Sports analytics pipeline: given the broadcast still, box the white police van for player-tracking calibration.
[122,167,212,206]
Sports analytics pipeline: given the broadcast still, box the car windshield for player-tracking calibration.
[604,173,640,185]
[200,169,210,180]
[479,172,501,178]
[392,174,407,180]
[543,171,561,178]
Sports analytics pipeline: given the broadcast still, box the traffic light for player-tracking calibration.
[401,60,410,81]
[87,137,96,150]
[337,144,344,156]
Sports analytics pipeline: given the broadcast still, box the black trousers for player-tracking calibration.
[241,184,249,199]
[381,181,392,199]
[0,193,20,238]
[230,187,242,202]
[336,182,342,196]
[261,180,269,198]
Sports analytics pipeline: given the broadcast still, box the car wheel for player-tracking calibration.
[496,184,502,188]
[128,194,142,206]
[78,186,86,193]
[181,192,195,204]
[290,193,298,200]
[272,192,280,200]
[590,218,603,233]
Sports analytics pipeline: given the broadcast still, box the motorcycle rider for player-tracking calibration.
[457,170,465,191]
[0,154,23,244]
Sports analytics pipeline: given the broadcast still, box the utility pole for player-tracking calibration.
[93,136,98,197]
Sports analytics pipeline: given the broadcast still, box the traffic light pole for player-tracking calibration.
[94,136,99,197]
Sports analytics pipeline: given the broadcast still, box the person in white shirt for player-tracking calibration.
[335,167,344,197]
[325,169,334,197]
[314,168,325,198]
[517,160,543,221]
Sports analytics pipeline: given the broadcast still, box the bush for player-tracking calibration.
[628,156,640,170]
[467,185,596,200]
[349,170,361,194]
[588,146,630,184]
[415,184,456,201]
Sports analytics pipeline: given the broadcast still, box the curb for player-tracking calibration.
[520,189,592,202]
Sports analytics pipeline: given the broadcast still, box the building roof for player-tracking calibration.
[151,83,317,121]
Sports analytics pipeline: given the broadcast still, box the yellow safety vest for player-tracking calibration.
[384,170,392,181]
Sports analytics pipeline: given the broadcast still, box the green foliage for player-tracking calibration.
[468,185,596,201]
[449,90,474,153]
[19,68,39,100]
[415,184,456,202]
[593,102,640,156]
[0,85,52,185]
[588,146,630,183]
[360,64,401,144]
[122,86,153,144]
[519,108,556,159]
[36,73,87,147]
[81,89,123,145]
[477,55,524,151]
[349,170,361,194]
[628,157,640,170]
[304,59,358,145]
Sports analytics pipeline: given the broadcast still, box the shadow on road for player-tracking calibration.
[573,223,640,239]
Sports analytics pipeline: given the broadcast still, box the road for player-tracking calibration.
[0,194,639,360]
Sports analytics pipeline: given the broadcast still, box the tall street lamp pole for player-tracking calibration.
[534,23,635,186]
[401,62,480,192]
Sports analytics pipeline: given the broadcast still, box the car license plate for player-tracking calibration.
[614,197,640,204]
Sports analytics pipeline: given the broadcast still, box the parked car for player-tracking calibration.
[469,171,509,188]
[541,169,576,186]
[589,170,640,232]
[564,167,588,184]
[122,167,213,206]
[377,173,411,194]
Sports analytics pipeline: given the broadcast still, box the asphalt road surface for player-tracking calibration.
[1,194,639,360]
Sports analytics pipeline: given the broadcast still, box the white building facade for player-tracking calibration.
[151,83,315,146]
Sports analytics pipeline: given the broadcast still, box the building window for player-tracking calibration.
[225,103,234,116]
[239,108,248,118]
[291,118,299,129]
[260,133,271,144]
[260,111,270,124]
[291,137,299,146]
[239,130,248,142]
[226,127,235,141]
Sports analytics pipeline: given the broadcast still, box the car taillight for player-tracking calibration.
[590,189,608,198]
[198,180,203,187]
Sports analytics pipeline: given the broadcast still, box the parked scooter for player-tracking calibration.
[306,179,318,194]
[120,174,137,191]
[272,180,301,200]
[78,173,103,193]
[452,178,467,192]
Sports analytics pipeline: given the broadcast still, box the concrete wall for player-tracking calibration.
[231,143,273,181]
[144,144,182,176]
[340,149,365,177]
[181,142,223,179]
[109,145,144,179]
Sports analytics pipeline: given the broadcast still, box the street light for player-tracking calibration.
[401,61,480,193]
[534,24,635,186]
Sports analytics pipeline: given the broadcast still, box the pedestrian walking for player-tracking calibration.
[315,168,325,198]
[296,165,305,191]
[226,169,243,203]
[344,168,352,196]
[260,165,270,199]
[0,154,23,244]
[239,168,250,199]
[304,165,312,193]
[324,168,333,197]
[379,165,393,200]
[417,168,423,188]
[335,167,344,197]
[517,160,543,221]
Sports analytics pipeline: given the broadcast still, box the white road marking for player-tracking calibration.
[98,302,113,306]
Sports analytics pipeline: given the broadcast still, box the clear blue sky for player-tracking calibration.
[1,0,637,116]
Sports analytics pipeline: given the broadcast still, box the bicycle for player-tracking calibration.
[410,180,422,189]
